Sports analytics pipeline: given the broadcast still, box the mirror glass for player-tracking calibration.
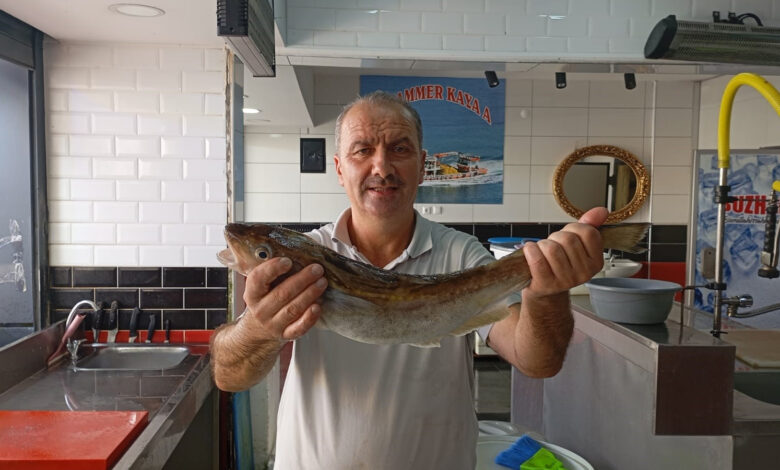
[553,145,649,223]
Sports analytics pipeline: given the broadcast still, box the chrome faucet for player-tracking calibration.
[47,299,99,366]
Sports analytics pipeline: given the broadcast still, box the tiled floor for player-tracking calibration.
[474,356,511,421]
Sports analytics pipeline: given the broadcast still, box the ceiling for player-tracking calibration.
[0,0,223,46]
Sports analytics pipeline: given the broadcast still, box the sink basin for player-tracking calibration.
[603,259,642,278]
[74,345,189,371]
[734,370,780,406]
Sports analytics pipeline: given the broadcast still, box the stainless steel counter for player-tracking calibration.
[0,323,215,469]
[511,295,780,470]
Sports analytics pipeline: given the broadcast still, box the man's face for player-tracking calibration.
[334,103,425,220]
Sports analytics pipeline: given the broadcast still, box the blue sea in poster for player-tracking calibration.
[360,75,505,204]
[694,151,780,328]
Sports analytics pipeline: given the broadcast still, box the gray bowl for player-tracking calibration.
[584,278,682,325]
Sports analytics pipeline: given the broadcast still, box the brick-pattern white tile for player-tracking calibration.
[45,43,228,267]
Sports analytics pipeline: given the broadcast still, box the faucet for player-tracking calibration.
[46,299,99,366]
[709,73,780,337]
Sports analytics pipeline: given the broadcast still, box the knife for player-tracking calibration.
[107,301,119,343]
[92,302,104,342]
[145,315,156,343]
[163,319,171,343]
[128,307,140,344]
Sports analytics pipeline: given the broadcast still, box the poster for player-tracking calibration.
[360,76,505,204]
[693,150,780,328]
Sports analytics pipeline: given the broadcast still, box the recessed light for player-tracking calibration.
[242,108,260,114]
[109,3,165,17]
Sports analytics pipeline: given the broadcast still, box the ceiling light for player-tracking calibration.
[108,3,165,17]
[242,108,260,114]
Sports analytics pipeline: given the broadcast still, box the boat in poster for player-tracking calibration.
[423,151,488,186]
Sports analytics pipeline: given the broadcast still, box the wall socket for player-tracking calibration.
[419,205,443,215]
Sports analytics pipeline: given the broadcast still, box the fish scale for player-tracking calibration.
[219,222,649,347]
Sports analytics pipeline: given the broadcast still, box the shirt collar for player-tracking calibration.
[330,208,434,262]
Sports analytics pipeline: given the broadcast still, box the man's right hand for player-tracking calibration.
[241,257,328,342]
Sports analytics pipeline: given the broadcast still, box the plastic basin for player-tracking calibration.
[585,277,682,324]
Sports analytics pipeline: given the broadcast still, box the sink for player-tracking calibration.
[734,370,780,406]
[603,259,642,278]
[74,345,190,371]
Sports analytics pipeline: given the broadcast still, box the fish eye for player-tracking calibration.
[254,245,272,260]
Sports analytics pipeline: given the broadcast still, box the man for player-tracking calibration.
[211,91,606,469]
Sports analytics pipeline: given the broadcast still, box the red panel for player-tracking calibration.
[0,411,148,470]
[184,330,214,343]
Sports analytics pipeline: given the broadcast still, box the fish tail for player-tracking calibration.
[599,223,649,254]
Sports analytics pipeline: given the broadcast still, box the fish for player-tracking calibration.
[218,223,649,348]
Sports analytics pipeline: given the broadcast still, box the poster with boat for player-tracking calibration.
[360,75,505,204]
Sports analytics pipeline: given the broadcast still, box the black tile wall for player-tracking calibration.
[73,267,117,287]
[119,268,162,287]
[163,267,206,287]
[510,224,549,239]
[473,224,511,242]
[445,224,474,235]
[49,267,228,331]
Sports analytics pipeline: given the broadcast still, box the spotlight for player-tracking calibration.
[624,72,636,90]
[485,71,499,88]
[555,72,567,89]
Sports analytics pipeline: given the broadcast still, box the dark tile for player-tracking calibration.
[473,224,511,244]
[141,289,183,309]
[50,267,71,288]
[163,310,206,330]
[549,223,566,233]
[49,289,94,310]
[207,309,228,329]
[476,412,511,421]
[281,223,323,233]
[184,288,227,309]
[163,267,206,288]
[651,225,688,244]
[73,268,117,287]
[51,309,71,323]
[207,268,228,288]
[445,224,474,235]
[119,309,161,330]
[119,268,162,288]
[650,244,687,262]
[511,224,549,239]
[619,249,650,262]
[95,289,139,309]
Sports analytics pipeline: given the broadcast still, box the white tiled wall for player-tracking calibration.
[244,74,698,225]
[45,43,228,267]
[281,0,779,60]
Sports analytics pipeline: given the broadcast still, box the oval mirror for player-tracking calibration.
[552,145,650,223]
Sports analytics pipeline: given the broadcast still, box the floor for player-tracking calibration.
[474,356,512,421]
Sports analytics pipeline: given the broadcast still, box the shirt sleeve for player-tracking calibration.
[460,237,523,342]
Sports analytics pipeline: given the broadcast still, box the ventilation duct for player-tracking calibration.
[644,15,780,66]
[217,0,275,77]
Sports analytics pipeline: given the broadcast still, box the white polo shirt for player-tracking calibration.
[273,209,522,470]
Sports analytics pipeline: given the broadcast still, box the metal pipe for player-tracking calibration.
[712,168,729,336]
[729,301,780,318]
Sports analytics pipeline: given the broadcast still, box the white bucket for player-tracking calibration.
[476,435,594,470]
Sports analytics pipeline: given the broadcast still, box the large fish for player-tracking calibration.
[218,223,648,347]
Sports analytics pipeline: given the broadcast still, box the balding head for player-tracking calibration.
[335,91,423,155]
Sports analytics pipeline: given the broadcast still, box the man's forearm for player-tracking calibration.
[211,319,286,392]
[512,291,574,377]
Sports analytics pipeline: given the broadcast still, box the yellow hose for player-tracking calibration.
[718,73,780,169]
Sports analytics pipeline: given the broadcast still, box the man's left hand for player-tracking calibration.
[521,207,609,299]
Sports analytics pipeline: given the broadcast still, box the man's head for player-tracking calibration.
[333,91,426,221]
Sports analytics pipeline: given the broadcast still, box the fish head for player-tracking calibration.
[218,223,313,275]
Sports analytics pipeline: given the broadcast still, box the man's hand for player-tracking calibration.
[521,207,608,299]
[241,257,328,342]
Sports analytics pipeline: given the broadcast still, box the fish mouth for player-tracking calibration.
[216,247,237,269]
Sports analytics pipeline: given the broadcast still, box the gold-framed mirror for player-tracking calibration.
[552,145,650,224]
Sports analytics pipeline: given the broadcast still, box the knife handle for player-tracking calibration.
[109,301,118,329]
[128,307,140,341]
[93,303,104,330]
[146,315,156,342]
[164,319,171,343]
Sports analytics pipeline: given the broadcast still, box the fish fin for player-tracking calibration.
[600,223,649,254]
[410,339,442,348]
[449,306,512,337]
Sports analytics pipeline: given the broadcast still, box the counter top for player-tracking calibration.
[0,333,214,470]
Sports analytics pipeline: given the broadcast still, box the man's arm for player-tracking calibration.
[211,257,327,392]
[486,207,608,377]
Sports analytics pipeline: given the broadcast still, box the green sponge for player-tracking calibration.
[495,434,567,469]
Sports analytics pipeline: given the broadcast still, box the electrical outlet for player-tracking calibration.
[421,206,431,215]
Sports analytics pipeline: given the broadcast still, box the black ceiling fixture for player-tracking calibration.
[555,72,566,89]
[484,71,499,88]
